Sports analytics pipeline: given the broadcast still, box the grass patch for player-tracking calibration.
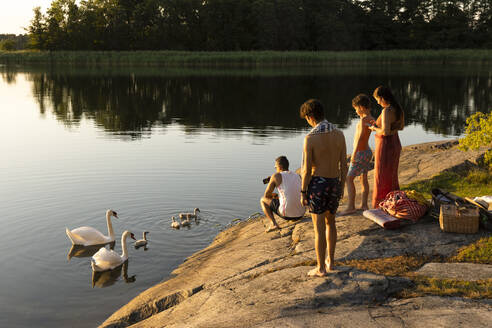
[402,169,492,199]
[340,254,492,299]
[398,277,492,299]
[0,49,491,66]
[451,236,492,264]
[339,255,439,277]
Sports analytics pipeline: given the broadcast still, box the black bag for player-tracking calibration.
[430,188,454,218]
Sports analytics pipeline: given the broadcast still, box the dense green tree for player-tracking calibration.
[427,2,472,48]
[474,0,492,47]
[28,7,47,49]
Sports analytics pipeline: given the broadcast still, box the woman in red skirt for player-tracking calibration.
[368,86,405,208]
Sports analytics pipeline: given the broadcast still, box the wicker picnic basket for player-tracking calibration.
[439,204,479,234]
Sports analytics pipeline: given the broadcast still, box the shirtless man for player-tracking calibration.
[300,99,347,277]
[338,94,374,215]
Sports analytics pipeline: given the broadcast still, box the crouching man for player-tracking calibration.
[260,156,306,232]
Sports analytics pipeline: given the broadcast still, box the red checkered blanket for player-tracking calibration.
[379,190,428,222]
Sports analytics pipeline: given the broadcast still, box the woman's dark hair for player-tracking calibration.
[352,94,371,109]
[373,86,403,123]
[300,99,325,121]
[275,156,289,170]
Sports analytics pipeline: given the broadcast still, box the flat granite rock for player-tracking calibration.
[100,141,492,328]
[416,263,492,281]
[253,297,492,328]
[126,266,413,328]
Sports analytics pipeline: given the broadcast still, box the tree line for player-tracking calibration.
[25,0,492,51]
[0,34,29,50]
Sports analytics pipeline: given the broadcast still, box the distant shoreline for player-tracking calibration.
[1,49,491,67]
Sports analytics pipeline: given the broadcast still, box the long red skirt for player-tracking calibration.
[372,133,401,208]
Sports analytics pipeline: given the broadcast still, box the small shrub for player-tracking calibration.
[465,169,492,185]
[0,39,16,51]
[459,112,492,169]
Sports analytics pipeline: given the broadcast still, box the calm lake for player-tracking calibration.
[1,63,490,327]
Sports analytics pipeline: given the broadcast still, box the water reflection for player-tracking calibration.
[0,66,17,84]
[91,260,136,288]
[67,242,115,261]
[2,65,491,137]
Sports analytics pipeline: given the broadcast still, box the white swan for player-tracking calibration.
[179,208,200,220]
[134,231,149,247]
[91,231,136,272]
[66,209,118,246]
[171,216,180,229]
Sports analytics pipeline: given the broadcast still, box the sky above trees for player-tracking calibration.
[0,0,54,34]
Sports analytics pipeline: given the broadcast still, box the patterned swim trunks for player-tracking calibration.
[307,177,342,214]
[348,149,373,177]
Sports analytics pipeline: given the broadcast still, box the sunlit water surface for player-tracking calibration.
[0,64,490,327]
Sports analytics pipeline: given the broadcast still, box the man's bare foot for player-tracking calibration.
[357,206,369,211]
[265,224,280,233]
[307,267,327,277]
[338,208,357,216]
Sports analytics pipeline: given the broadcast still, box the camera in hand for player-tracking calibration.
[262,176,271,184]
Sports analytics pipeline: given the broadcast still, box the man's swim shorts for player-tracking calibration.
[307,176,342,214]
[348,149,372,177]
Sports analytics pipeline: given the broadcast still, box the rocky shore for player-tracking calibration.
[101,140,492,328]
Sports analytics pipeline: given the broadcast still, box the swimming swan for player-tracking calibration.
[171,217,180,229]
[66,210,118,246]
[180,216,191,227]
[134,231,149,247]
[91,231,136,272]
[179,208,200,220]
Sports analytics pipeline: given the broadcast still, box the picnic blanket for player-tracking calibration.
[363,209,400,230]
[379,190,428,223]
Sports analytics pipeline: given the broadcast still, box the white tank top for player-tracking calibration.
[278,171,305,218]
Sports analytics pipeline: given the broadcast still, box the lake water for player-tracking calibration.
[1,64,490,327]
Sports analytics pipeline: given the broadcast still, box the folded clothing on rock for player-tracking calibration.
[363,209,400,230]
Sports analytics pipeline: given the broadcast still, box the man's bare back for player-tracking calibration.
[304,129,347,180]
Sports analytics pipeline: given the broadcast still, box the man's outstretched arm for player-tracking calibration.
[263,173,280,199]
